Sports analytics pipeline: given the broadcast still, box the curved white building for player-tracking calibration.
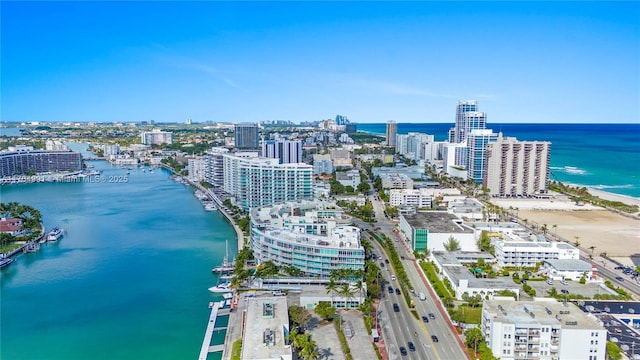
[250,200,365,278]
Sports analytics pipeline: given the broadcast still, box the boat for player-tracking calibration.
[211,240,235,273]
[47,227,63,242]
[204,203,217,211]
[208,282,232,293]
[0,258,13,269]
[24,242,40,253]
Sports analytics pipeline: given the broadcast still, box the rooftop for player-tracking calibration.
[401,212,472,233]
[241,296,293,360]
[544,259,593,272]
[260,226,362,249]
[484,299,606,331]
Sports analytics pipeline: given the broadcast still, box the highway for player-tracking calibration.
[355,212,469,360]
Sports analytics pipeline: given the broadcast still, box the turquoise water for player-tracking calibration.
[357,123,640,199]
[0,160,235,359]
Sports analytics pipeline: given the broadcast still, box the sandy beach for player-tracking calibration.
[492,188,640,260]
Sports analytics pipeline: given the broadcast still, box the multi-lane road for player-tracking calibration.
[354,210,469,360]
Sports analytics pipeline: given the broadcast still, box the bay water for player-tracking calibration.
[1,159,235,359]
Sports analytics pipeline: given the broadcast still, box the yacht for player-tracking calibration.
[47,227,63,242]
[0,257,13,269]
[211,240,235,273]
[208,282,232,293]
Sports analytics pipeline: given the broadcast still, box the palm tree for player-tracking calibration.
[573,236,580,247]
[552,224,558,239]
[338,283,355,309]
[298,335,320,360]
[355,279,365,304]
[588,246,596,257]
[325,278,339,307]
[540,224,548,235]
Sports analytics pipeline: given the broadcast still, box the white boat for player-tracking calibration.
[204,203,217,211]
[211,240,235,273]
[208,283,232,293]
[47,227,63,242]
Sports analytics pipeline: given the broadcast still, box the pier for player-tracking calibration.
[198,301,229,360]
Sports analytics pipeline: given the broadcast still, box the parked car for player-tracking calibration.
[385,259,389,264]
[560,280,568,285]
[380,262,385,267]
[561,289,569,294]
[546,280,553,285]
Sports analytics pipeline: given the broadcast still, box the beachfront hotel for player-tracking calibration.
[492,236,579,268]
[249,199,365,278]
[482,299,606,360]
[484,135,551,197]
[0,146,82,177]
[222,153,313,211]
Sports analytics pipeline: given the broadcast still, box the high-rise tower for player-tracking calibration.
[234,123,259,149]
[386,120,397,147]
[452,100,486,143]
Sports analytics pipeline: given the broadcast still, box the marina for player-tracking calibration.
[198,301,230,360]
[1,159,236,360]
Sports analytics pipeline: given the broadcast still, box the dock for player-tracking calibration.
[198,301,228,360]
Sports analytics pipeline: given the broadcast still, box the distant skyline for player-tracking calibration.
[2,1,638,124]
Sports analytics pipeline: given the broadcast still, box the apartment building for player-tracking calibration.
[482,299,606,360]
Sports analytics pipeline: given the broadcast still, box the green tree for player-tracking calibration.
[325,278,339,307]
[288,305,312,328]
[338,283,355,309]
[314,301,336,321]
[356,182,370,194]
[606,341,623,360]
[464,328,485,354]
[444,236,461,252]
[547,287,558,298]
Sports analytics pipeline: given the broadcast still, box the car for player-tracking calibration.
[546,280,553,285]
[388,286,393,293]
[422,315,429,323]
[408,342,415,352]
[391,275,396,281]
[393,303,400,312]
[560,280,568,285]
[614,266,624,270]
[431,335,439,342]
[399,346,407,356]
[561,289,569,294]
[385,259,389,264]
[429,313,435,319]
[400,255,405,260]
[616,276,625,281]
[395,288,401,295]
[380,262,385,267]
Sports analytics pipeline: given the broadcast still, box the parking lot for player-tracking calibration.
[524,279,617,299]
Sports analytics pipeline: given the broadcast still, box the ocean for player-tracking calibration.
[357,123,640,199]
[0,157,235,359]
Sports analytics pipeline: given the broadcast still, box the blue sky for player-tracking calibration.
[2,1,638,124]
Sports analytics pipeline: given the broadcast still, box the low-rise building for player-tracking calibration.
[493,237,580,268]
[241,296,293,360]
[482,299,607,360]
[0,217,24,236]
[543,259,596,281]
[335,169,361,189]
[313,154,333,175]
[399,212,475,252]
[380,173,414,189]
[430,251,519,300]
